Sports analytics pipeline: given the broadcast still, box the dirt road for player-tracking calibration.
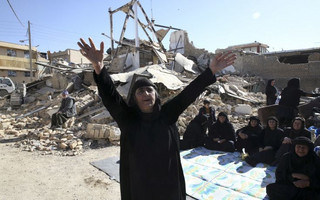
[0,142,121,200]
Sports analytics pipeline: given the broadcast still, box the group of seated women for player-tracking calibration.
[181,112,320,199]
[181,111,319,166]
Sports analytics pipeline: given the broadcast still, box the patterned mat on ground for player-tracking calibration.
[181,147,276,200]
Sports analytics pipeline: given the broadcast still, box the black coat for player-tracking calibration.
[58,96,76,118]
[259,127,284,151]
[208,113,236,142]
[268,142,320,199]
[279,78,306,108]
[235,122,263,153]
[94,67,216,200]
[283,127,311,140]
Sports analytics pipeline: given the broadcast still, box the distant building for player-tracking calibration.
[49,49,91,66]
[0,41,39,84]
[217,41,269,54]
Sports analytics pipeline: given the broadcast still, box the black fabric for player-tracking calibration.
[274,118,312,165]
[180,119,205,150]
[51,113,68,128]
[93,67,216,200]
[196,106,216,133]
[278,78,306,127]
[265,79,277,105]
[235,117,263,155]
[245,117,284,166]
[206,112,236,152]
[267,137,320,200]
[181,106,215,150]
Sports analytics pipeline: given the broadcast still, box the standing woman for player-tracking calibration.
[77,38,236,200]
[277,78,320,127]
[206,112,236,152]
[265,79,277,105]
[245,116,284,167]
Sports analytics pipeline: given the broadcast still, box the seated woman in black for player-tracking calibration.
[180,100,216,150]
[267,137,320,200]
[235,116,263,155]
[273,117,311,165]
[181,118,205,150]
[205,112,236,152]
[245,116,284,167]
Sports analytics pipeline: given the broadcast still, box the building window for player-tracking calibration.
[7,49,17,57]
[8,70,17,77]
[24,51,30,59]
[25,71,30,77]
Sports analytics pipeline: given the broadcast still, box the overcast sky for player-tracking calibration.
[1,0,320,53]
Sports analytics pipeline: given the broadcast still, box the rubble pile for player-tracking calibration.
[0,63,268,156]
[176,78,265,135]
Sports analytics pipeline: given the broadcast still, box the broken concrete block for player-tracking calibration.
[234,104,252,115]
[86,123,111,139]
[14,122,26,129]
[69,141,78,149]
[108,126,121,142]
[5,129,19,135]
[60,142,68,150]
[0,122,11,130]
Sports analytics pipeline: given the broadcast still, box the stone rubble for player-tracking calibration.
[0,54,268,156]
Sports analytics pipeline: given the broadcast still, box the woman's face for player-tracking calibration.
[295,144,309,157]
[134,86,156,113]
[292,120,302,131]
[218,115,226,123]
[250,120,258,127]
[271,80,275,86]
[268,119,276,130]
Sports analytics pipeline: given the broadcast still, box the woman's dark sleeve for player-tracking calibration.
[275,154,291,184]
[258,129,266,148]
[226,123,236,142]
[309,157,320,189]
[208,123,217,139]
[93,67,130,127]
[236,127,246,136]
[275,129,285,150]
[265,86,272,97]
[162,68,216,124]
[248,126,262,142]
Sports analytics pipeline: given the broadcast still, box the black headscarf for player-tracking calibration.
[248,116,261,126]
[266,116,279,130]
[291,136,315,170]
[287,78,300,89]
[217,112,229,124]
[128,78,159,108]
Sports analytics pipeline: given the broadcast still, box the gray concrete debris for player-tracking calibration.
[0,54,276,156]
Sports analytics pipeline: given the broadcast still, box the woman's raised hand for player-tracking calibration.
[209,52,236,75]
[77,38,104,75]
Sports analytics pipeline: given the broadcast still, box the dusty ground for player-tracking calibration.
[0,141,121,200]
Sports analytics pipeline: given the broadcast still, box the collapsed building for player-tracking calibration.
[1,0,319,156]
[218,44,320,93]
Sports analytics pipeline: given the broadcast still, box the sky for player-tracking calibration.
[1,0,320,54]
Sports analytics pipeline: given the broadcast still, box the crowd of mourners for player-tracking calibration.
[180,78,320,200]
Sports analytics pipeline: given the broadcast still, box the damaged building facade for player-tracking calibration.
[219,43,320,92]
